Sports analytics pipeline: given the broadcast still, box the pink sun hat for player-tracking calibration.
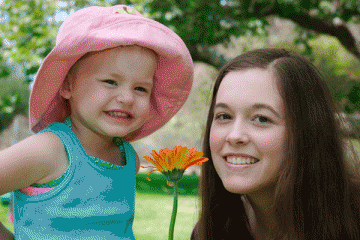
[29,5,193,142]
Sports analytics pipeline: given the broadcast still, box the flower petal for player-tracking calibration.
[146,169,158,181]
[143,146,209,186]
[184,157,209,169]
[140,165,155,169]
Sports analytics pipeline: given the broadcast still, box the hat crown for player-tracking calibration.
[56,5,142,45]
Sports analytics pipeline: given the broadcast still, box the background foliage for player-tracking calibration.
[136,172,199,195]
[1,1,360,237]
[1,0,360,136]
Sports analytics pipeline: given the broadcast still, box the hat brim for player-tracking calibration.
[30,12,193,142]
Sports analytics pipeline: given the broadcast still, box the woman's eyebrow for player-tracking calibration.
[253,103,281,118]
[214,102,281,118]
[214,103,229,109]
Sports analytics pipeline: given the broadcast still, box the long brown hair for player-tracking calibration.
[197,48,360,239]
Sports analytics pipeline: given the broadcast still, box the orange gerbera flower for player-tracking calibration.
[142,146,208,186]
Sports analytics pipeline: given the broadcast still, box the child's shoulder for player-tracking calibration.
[14,132,66,160]
[0,132,68,194]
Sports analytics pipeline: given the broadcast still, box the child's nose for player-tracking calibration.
[115,89,134,105]
[225,121,250,145]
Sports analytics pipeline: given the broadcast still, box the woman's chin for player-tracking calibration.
[222,180,252,194]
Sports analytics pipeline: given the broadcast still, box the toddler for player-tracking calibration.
[0,5,193,239]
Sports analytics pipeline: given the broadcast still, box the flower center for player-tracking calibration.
[163,169,186,183]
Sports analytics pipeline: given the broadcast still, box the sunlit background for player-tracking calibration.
[1,0,360,239]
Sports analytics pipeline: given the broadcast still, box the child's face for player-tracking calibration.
[61,46,157,139]
[210,68,285,198]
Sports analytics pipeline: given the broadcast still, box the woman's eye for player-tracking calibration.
[103,80,117,85]
[214,113,231,121]
[254,115,272,124]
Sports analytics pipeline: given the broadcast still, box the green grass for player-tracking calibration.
[0,202,13,232]
[134,192,199,239]
[0,192,199,239]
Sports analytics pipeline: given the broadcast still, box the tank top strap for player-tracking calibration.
[41,119,135,171]
[38,121,88,172]
[122,140,136,170]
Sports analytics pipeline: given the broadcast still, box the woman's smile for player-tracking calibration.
[210,68,285,196]
[225,156,259,165]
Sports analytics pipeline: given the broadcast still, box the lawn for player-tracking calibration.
[134,193,199,239]
[0,201,12,232]
[0,192,199,240]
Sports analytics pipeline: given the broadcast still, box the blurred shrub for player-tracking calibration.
[0,93,21,130]
[0,61,30,133]
[269,36,360,115]
[310,36,360,113]
[136,172,200,196]
[0,193,11,206]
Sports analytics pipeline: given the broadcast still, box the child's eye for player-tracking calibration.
[214,113,232,121]
[103,80,117,86]
[135,86,148,93]
[253,115,272,124]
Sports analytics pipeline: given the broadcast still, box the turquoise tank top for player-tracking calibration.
[14,122,136,239]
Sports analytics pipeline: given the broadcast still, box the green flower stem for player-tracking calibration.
[168,182,178,240]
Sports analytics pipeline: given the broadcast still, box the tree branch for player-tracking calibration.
[187,44,225,69]
[276,8,360,59]
[189,0,360,67]
[243,0,360,60]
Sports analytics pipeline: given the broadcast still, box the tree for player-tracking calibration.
[2,0,360,73]
[136,0,360,68]
[1,0,360,133]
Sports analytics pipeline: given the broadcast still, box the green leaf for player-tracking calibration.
[0,67,11,78]
[347,83,360,105]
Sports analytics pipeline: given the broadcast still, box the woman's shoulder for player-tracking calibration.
[190,221,200,240]
[350,179,360,204]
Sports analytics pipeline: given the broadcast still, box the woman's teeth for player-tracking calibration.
[226,156,258,165]
[108,111,130,118]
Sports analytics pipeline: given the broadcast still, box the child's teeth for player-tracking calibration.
[226,157,258,165]
[109,112,129,117]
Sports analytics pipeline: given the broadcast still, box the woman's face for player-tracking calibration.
[210,68,286,197]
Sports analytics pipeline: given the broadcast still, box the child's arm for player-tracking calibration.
[0,132,68,196]
[0,132,67,237]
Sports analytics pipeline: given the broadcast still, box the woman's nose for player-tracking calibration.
[225,121,250,145]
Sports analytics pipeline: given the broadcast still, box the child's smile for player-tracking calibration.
[60,46,157,143]
[105,110,133,120]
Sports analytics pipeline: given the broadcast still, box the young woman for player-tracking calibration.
[191,48,360,239]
